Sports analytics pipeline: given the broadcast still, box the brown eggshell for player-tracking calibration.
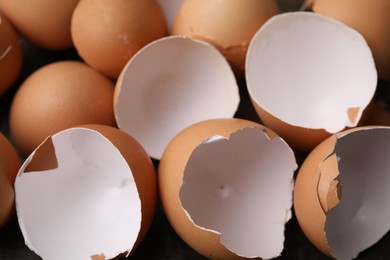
[71,0,167,78]
[83,124,157,251]
[159,118,296,259]
[0,14,23,97]
[15,125,157,259]
[172,0,279,76]
[294,126,390,258]
[0,0,79,49]
[9,61,116,157]
[313,0,390,80]
[0,133,21,228]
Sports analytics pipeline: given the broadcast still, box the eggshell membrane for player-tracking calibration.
[172,0,280,75]
[246,12,377,152]
[15,125,156,259]
[9,61,116,157]
[0,15,23,97]
[115,36,239,159]
[156,0,183,33]
[159,118,297,259]
[0,133,21,228]
[71,0,167,78]
[294,126,390,259]
[313,0,390,81]
[0,0,79,49]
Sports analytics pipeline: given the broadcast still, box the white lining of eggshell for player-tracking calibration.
[15,128,141,260]
[325,127,390,259]
[246,12,377,133]
[115,36,239,159]
[180,127,297,258]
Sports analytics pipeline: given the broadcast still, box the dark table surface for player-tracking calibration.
[1,0,390,259]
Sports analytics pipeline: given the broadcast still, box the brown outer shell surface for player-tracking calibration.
[9,61,116,157]
[0,15,23,97]
[0,0,79,49]
[159,118,275,259]
[313,0,390,80]
[0,133,21,228]
[71,0,167,79]
[172,0,279,75]
[251,98,331,152]
[293,134,336,257]
[82,124,157,253]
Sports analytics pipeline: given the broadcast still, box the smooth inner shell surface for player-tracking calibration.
[15,128,141,260]
[180,127,296,258]
[246,12,377,133]
[115,36,239,159]
[326,128,390,259]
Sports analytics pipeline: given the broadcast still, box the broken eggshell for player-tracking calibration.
[172,0,280,75]
[15,125,157,260]
[0,133,21,228]
[294,126,390,259]
[159,118,297,259]
[246,12,377,152]
[114,36,239,160]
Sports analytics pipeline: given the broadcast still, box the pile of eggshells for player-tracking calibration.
[0,0,389,259]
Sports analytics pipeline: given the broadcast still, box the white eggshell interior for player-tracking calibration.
[325,127,390,259]
[156,0,183,33]
[180,127,297,258]
[15,128,141,260]
[246,12,377,133]
[115,36,239,159]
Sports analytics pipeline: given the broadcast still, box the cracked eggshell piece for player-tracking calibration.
[172,0,279,76]
[158,118,297,259]
[0,133,21,228]
[246,12,377,152]
[313,0,390,81]
[114,36,239,160]
[294,126,390,259]
[15,125,157,260]
[156,0,183,34]
[0,14,23,97]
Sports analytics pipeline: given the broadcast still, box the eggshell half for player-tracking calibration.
[115,36,239,159]
[313,0,390,80]
[294,126,390,259]
[246,12,377,152]
[15,125,156,259]
[0,14,23,97]
[0,133,21,228]
[172,0,280,75]
[159,118,297,259]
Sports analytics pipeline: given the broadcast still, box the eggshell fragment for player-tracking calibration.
[0,133,21,228]
[15,125,157,260]
[159,118,297,259]
[0,0,79,49]
[0,14,23,97]
[71,0,167,78]
[313,0,390,81]
[172,0,280,75]
[10,61,116,157]
[246,12,377,152]
[115,36,239,159]
[294,126,390,259]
